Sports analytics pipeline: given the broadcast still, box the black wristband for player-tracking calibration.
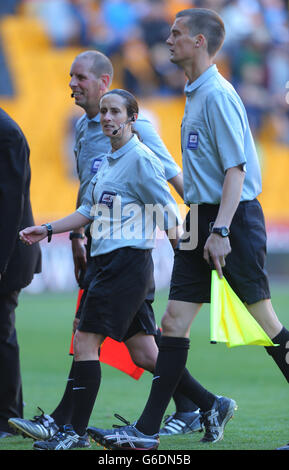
[41,223,53,242]
[69,232,85,240]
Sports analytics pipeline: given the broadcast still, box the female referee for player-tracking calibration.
[19,89,182,450]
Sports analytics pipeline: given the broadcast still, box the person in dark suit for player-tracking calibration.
[0,108,41,438]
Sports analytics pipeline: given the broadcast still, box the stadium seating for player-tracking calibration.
[0,14,288,227]
[0,15,83,220]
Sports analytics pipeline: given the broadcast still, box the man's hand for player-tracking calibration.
[203,233,231,278]
[71,238,87,284]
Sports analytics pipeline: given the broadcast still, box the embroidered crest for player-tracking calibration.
[187,132,198,149]
[91,158,103,174]
[99,191,117,208]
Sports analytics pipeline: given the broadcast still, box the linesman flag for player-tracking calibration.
[210,270,277,348]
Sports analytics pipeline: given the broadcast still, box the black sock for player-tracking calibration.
[176,368,216,412]
[71,360,101,436]
[172,390,199,413]
[50,360,75,426]
[265,326,289,383]
[154,328,198,413]
[136,336,190,435]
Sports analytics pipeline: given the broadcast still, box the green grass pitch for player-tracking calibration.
[0,283,288,451]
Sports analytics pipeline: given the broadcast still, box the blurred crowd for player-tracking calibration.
[1,0,289,142]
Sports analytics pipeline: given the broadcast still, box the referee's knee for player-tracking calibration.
[73,330,102,361]
[161,309,184,337]
[132,352,156,373]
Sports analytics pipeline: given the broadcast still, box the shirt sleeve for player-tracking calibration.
[134,154,182,231]
[76,176,95,220]
[206,91,247,171]
[73,115,86,170]
[134,115,181,181]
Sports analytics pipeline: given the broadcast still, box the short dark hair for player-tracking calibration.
[176,8,225,56]
[101,89,139,119]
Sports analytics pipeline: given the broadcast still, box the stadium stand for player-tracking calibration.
[0,14,83,220]
[0,1,288,290]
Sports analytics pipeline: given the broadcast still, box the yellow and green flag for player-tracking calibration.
[210,270,277,348]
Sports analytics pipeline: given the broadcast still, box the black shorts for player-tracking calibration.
[77,247,157,342]
[169,199,271,305]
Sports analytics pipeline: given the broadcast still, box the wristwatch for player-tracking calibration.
[209,222,230,237]
[41,223,53,242]
[69,231,85,240]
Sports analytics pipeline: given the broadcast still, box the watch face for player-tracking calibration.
[210,224,229,237]
[221,227,229,237]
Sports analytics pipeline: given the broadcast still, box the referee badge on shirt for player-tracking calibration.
[187,132,199,149]
[99,191,117,208]
[91,157,103,174]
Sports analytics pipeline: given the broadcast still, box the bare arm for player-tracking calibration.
[168,172,184,199]
[203,165,245,278]
[72,188,86,235]
[19,211,90,245]
[70,188,87,283]
[166,224,183,250]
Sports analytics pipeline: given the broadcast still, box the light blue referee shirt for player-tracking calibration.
[181,64,262,205]
[74,111,181,204]
[77,135,182,256]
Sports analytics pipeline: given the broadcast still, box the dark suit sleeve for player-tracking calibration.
[0,124,28,274]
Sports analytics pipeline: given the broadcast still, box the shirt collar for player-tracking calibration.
[184,64,218,96]
[85,112,101,124]
[107,134,138,161]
